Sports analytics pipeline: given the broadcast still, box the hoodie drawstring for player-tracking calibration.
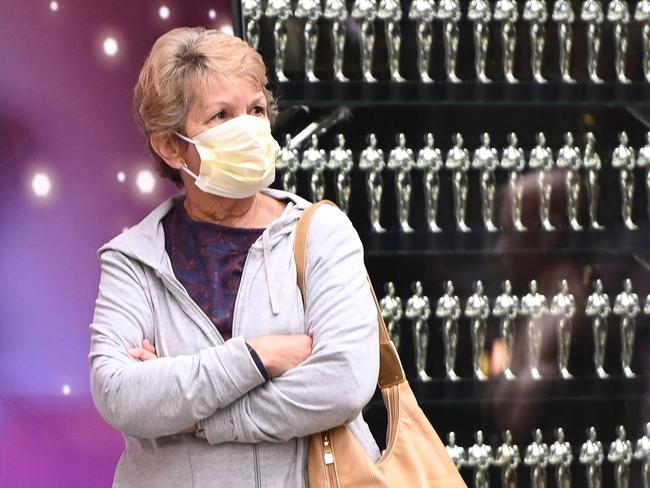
[262,229,280,315]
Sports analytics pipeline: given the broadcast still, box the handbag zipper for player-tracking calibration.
[322,431,338,488]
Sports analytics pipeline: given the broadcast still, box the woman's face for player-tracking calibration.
[179,75,269,177]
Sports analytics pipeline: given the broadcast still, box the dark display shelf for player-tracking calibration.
[277,80,650,108]
[359,226,650,258]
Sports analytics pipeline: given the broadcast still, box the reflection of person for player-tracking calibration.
[89,28,381,486]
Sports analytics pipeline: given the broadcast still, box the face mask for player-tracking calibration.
[174,115,280,199]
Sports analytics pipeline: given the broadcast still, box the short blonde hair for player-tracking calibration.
[133,27,277,186]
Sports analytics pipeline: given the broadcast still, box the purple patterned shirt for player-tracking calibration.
[162,201,268,378]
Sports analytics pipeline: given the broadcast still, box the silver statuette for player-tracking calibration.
[465,280,490,381]
[387,133,415,232]
[585,279,611,378]
[295,0,322,82]
[611,131,638,230]
[501,132,527,231]
[525,429,550,488]
[406,281,432,382]
[636,131,650,224]
[436,280,462,381]
[352,0,379,82]
[327,134,354,214]
[416,133,443,232]
[276,134,300,193]
[446,432,467,469]
[378,0,405,82]
[301,134,327,201]
[581,0,604,83]
[493,280,519,380]
[468,0,492,82]
[243,0,264,51]
[521,279,547,380]
[550,279,576,379]
[472,133,499,232]
[636,1,650,83]
[359,133,385,232]
[613,279,640,378]
[553,0,576,82]
[608,426,633,488]
[380,281,404,350]
[524,0,548,83]
[436,0,462,83]
[468,430,494,488]
[323,0,349,81]
[607,0,631,83]
[266,0,292,81]
[583,132,603,229]
[550,428,573,488]
[409,0,436,82]
[528,132,555,231]
[556,131,583,231]
[494,0,519,83]
[580,427,604,488]
[446,133,471,232]
[496,430,520,488]
[634,423,650,488]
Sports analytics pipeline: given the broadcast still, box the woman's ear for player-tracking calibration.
[150,133,185,170]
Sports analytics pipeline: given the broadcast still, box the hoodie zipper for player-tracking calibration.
[253,444,261,488]
[321,432,338,488]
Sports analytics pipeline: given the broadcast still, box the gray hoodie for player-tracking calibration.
[89,189,381,487]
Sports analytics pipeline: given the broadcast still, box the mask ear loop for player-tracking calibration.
[172,132,200,180]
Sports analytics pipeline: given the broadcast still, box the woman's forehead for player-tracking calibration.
[192,75,264,110]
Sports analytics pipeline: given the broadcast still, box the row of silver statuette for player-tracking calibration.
[379,279,650,382]
[277,131,650,232]
[245,0,650,83]
[445,424,650,488]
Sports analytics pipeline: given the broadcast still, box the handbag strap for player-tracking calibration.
[293,200,405,389]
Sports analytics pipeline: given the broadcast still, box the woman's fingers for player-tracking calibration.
[127,346,158,361]
[142,338,156,354]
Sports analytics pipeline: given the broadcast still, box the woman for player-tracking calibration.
[89,27,380,487]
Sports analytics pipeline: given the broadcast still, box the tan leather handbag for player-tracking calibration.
[294,201,467,488]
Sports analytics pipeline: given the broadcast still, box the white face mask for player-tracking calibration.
[174,115,280,199]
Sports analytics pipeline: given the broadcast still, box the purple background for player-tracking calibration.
[0,1,232,485]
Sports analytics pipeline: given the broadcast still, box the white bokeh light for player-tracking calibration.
[103,37,119,57]
[117,171,126,183]
[220,24,234,36]
[159,5,170,19]
[208,9,217,19]
[31,173,52,197]
[49,1,59,12]
[62,384,71,396]
[136,170,156,194]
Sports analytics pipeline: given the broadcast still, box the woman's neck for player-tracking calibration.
[183,192,261,228]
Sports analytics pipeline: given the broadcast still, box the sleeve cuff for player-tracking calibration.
[246,342,270,381]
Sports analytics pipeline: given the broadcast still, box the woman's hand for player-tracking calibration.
[127,338,158,361]
[247,334,313,378]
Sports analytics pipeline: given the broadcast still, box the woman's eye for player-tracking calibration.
[212,111,226,120]
[251,106,266,116]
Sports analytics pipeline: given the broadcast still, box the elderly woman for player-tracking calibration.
[89,27,380,486]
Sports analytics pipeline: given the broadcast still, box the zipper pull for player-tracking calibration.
[322,432,334,465]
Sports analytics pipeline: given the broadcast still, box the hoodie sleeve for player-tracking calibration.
[202,205,380,444]
[88,250,266,439]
